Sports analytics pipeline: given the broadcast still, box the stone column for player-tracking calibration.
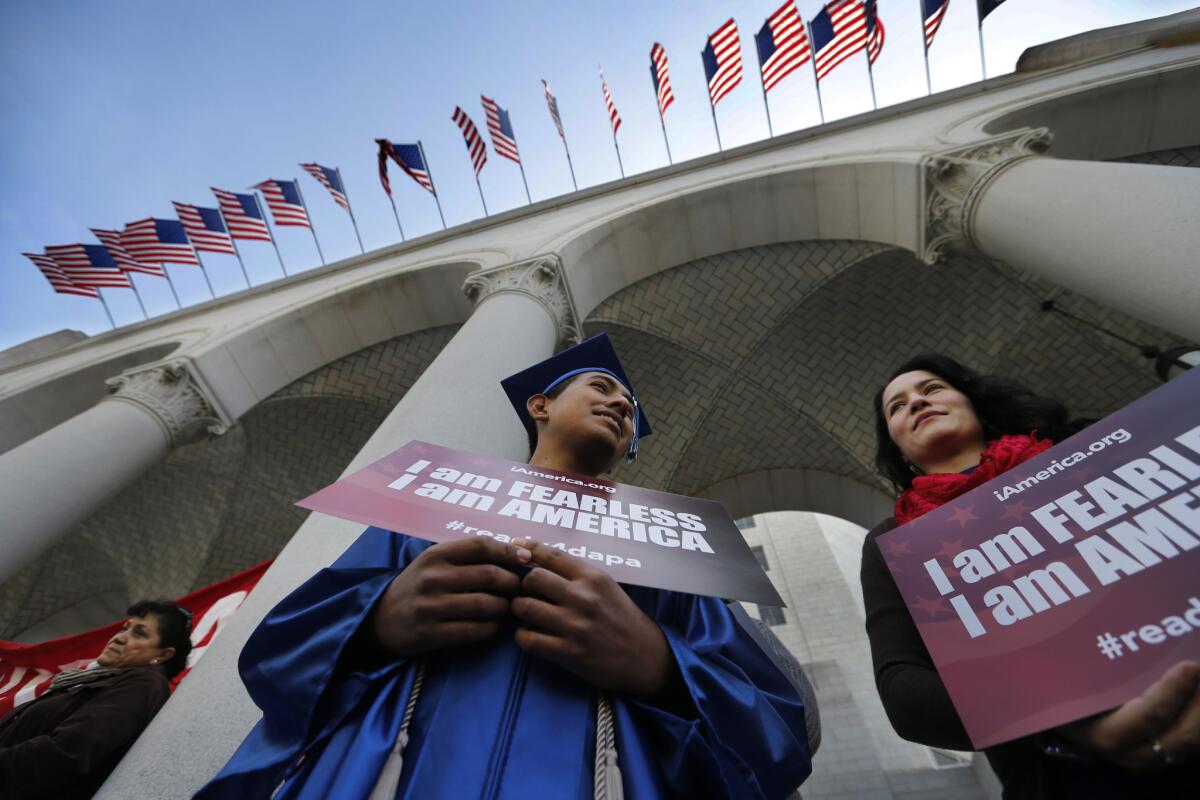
[0,361,229,586]
[922,127,1200,342]
[97,255,582,800]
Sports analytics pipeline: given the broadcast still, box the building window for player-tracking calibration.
[750,545,769,571]
[758,605,785,626]
[735,517,756,531]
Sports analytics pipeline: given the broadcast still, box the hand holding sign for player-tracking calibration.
[372,538,531,656]
[511,539,681,703]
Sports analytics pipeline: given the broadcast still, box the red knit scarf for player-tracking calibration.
[893,433,1052,524]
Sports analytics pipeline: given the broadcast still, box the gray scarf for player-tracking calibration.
[47,666,124,692]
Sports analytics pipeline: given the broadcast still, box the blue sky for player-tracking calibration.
[1,0,1192,351]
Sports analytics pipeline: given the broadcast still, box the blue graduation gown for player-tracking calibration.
[196,528,811,799]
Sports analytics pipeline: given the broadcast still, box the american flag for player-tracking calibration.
[649,43,675,115]
[922,0,950,48]
[23,253,99,298]
[542,80,566,140]
[756,2,811,93]
[480,96,521,164]
[703,19,744,106]
[300,163,350,211]
[44,244,133,288]
[91,228,165,277]
[173,202,237,255]
[253,179,310,227]
[811,0,868,80]
[452,107,488,175]
[866,0,885,64]
[978,0,1006,21]
[212,188,272,241]
[599,69,621,135]
[378,140,435,194]
[120,218,201,265]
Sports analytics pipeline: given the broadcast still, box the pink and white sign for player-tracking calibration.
[879,367,1200,747]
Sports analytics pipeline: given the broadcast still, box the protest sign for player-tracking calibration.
[297,441,782,606]
[879,366,1200,748]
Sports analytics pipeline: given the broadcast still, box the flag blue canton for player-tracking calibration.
[197,207,227,233]
[236,194,262,218]
[755,23,778,64]
[978,0,1007,21]
[393,143,425,171]
[154,219,190,244]
[276,180,302,206]
[702,42,720,82]
[649,62,660,92]
[82,244,118,268]
[319,166,343,193]
[810,9,835,52]
[496,107,515,139]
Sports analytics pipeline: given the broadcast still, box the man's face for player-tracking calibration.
[537,372,635,470]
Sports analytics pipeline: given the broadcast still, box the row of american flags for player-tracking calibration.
[22,0,1009,328]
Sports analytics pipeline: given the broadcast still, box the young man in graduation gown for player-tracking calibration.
[197,334,812,799]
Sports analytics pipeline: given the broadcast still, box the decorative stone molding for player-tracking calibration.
[462,255,583,346]
[920,127,1053,264]
[104,360,230,447]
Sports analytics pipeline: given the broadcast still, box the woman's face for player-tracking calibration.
[881,370,984,472]
[96,614,173,669]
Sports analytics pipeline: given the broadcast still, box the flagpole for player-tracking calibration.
[702,51,724,151]
[387,194,406,240]
[127,277,149,318]
[254,193,289,277]
[561,136,579,191]
[195,252,217,299]
[806,21,826,124]
[217,206,253,288]
[163,266,183,307]
[96,290,117,329]
[292,178,325,265]
[976,3,988,79]
[863,48,878,110]
[336,167,365,254]
[754,46,776,138]
[650,78,673,163]
[418,141,448,229]
[473,172,489,215]
[919,3,933,95]
[517,160,533,205]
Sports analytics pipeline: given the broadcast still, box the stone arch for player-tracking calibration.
[554,161,920,319]
[697,468,892,532]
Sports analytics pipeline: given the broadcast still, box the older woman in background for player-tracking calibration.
[860,353,1199,799]
[0,600,193,800]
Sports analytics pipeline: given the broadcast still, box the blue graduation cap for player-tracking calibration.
[501,333,652,461]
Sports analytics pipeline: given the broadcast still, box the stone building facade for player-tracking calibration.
[0,11,1197,798]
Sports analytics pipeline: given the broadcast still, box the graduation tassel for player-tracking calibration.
[594,692,624,800]
[369,662,425,800]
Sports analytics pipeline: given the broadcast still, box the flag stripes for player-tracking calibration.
[24,253,100,298]
[45,244,133,288]
[254,180,311,227]
[649,43,675,115]
[91,229,165,276]
[300,163,350,211]
[600,70,621,135]
[173,202,237,255]
[923,0,949,48]
[481,96,521,164]
[756,2,811,93]
[381,140,435,193]
[811,0,868,80]
[212,188,272,241]
[866,1,885,64]
[452,107,488,175]
[704,18,744,105]
[543,80,566,139]
[121,218,201,265]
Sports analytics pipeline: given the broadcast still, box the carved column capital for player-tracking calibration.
[462,255,583,347]
[104,360,230,448]
[920,127,1053,264]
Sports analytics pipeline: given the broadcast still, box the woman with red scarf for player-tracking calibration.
[860,354,1199,799]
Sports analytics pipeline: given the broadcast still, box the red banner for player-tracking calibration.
[0,560,271,717]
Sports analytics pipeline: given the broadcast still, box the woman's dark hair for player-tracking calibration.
[872,353,1073,494]
[126,600,194,678]
[526,376,577,456]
